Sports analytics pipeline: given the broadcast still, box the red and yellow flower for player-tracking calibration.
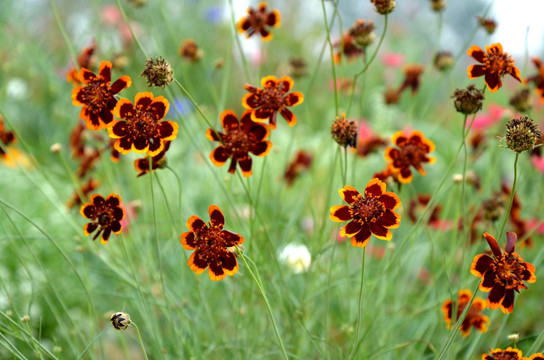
[467,43,521,92]
[71,61,131,130]
[133,141,170,177]
[330,178,401,248]
[180,205,244,281]
[80,193,124,243]
[526,57,544,101]
[236,2,281,41]
[471,232,536,313]
[385,130,435,183]
[441,289,489,337]
[242,75,304,129]
[108,92,178,156]
[481,347,524,360]
[206,110,272,177]
[66,40,96,85]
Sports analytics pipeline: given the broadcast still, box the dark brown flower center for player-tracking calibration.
[491,253,526,290]
[258,85,285,110]
[128,110,158,138]
[196,224,226,261]
[82,80,111,113]
[222,128,250,156]
[485,48,513,76]
[352,196,386,223]
[398,143,428,167]
[491,351,520,360]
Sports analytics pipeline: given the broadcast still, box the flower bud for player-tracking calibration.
[110,312,131,330]
[140,57,173,89]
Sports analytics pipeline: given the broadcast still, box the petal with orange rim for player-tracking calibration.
[242,93,259,110]
[379,209,401,229]
[98,61,112,82]
[458,289,472,303]
[523,262,536,283]
[280,108,296,126]
[268,9,281,27]
[147,137,164,157]
[253,107,274,122]
[208,261,226,281]
[379,192,401,211]
[330,205,352,222]
[208,205,225,227]
[135,91,154,110]
[351,224,371,247]
[236,18,250,33]
[260,29,273,42]
[108,121,127,139]
[284,91,304,107]
[508,66,522,83]
[114,137,133,154]
[111,221,122,234]
[251,140,272,157]
[487,285,505,310]
[79,67,97,84]
[239,157,253,177]
[261,75,278,88]
[484,73,501,92]
[483,232,502,257]
[131,137,149,153]
[248,121,270,141]
[180,231,196,249]
[206,128,222,142]
[111,75,132,94]
[277,76,294,92]
[369,223,392,240]
[384,147,396,163]
[397,168,413,184]
[71,87,85,106]
[188,252,207,275]
[158,121,178,141]
[221,252,239,275]
[467,45,485,62]
[470,254,493,277]
[80,203,96,219]
[220,110,240,130]
[341,220,362,237]
[472,297,486,311]
[391,131,407,146]
[83,222,98,236]
[100,228,112,244]
[480,270,496,291]
[113,98,135,119]
[146,97,169,121]
[186,215,205,233]
[210,146,230,167]
[500,289,514,314]
[364,178,386,198]
[339,185,360,205]
[222,230,244,246]
[467,64,486,79]
[486,42,503,54]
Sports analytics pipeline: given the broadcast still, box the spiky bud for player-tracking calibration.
[452,84,485,115]
[331,113,358,148]
[350,19,376,48]
[140,57,173,89]
[503,116,542,153]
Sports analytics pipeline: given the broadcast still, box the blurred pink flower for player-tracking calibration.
[100,5,139,47]
[381,52,405,67]
[531,154,544,173]
[527,219,544,235]
[466,104,510,130]
[120,201,140,234]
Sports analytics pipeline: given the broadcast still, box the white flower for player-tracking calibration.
[278,243,311,274]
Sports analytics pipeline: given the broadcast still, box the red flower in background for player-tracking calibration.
[467,43,521,92]
[80,193,124,243]
[236,2,280,41]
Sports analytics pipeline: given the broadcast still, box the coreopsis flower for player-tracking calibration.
[370,0,396,15]
[399,64,424,93]
[67,178,100,208]
[477,16,497,35]
[242,75,304,129]
[284,150,313,186]
[471,232,536,313]
[236,2,280,41]
[110,312,131,330]
[385,130,436,183]
[133,141,170,177]
[501,116,542,153]
[526,57,544,100]
[350,19,376,49]
[179,38,203,63]
[140,57,173,89]
[333,32,365,64]
[207,110,272,177]
[180,205,244,281]
[80,193,124,243]
[108,92,178,156]
[452,84,485,115]
[71,60,132,130]
[0,116,16,158]
[481,347,523,360]
[441,289,489,337]
[528,354,544,360]
[467,43,521,92]
[331,113,358,148]
[330,178,401,248]
[66,39,96,85]
[434,51,454,71]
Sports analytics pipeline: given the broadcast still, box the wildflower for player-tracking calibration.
[284,150,313,186]
[526,57,544,100]
[236,2,280,41]
[69,121,87,159]
[206,110,272,177]
[467,43,521,92]
[333,32,364,64]
[134,141,170,177]
[441,289,489,337]
[288,57,308,78]
[350,19,376,49]
[452,84,485,115]
[0,116,16,158]
[528,354,544,360]
[407,194,450,230]
[80,193,124,243]
[508,333,519,344]
[108,92,178,156]
[242,75,304,129]
[385,130,436,183]
[509,88,532,113]
[110,312,131,330]
[140,57,173,89]
[477,16,497,35]
[370,0,396,15]
[470,232,536,313]
[399,64,424,93]
[180,205,244,281]
[66,39,96,85]
[501,116,542,153]
[21,315,30,323]
[434,51,454,71]
[76,148,101,179]
[179,39,203,63]
[67,178,100,208]
[71,60,132,130]
[278,243,312,274]
[430,0,446,12]
[384,86,401,105]
[50,143,62,154]
[481,197,504,223]
[481,347,523,360]
[330,178,401,248]
[331,113,358,148]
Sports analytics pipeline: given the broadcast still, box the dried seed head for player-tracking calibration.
[370,0,396,15]
[434,51,454,71]
[452,84,485,115]
[140,57,173,89]
[110,312,131,330]
[350,19,376,48]
[331,113,358,148]
[482,197,504,222]
[509,88,532,113]
[179,39,203,63]
[503,116,542,153]
[384,87,401,105]
[430,0,446,12]
[478,16,497,35]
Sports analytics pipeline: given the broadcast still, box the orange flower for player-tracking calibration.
[442,289,489,337]
[528,354,544,360]
[206,110,272,177]
[108,92,178,156]
[66,40,96,85]
[133,141,171,177]
[471,232,536,313]
[236,2,280,41]
[71,61,131,130]
[330,178,401,248]
[180,205,244,281]
[385,130,435,183]
[467,43,521,92]
[0,116,16,158]
[284,150,313,186]
[242,75,304,129]
[481,347,524,360]
[525,57,544,101]
[80,193,124,243]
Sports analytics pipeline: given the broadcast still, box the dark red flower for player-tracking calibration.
[407,194,449,230]
[71,61,131,130]
[330,178,401,248]
[134,141,170,177]
[470,232,536,313]
[284,150,313,186]
[180,205,244,281]
[242,75,304,129]
[236,2,281,41]
[481,347,523,360]
[66,39,96,85]
[528,354,544,360]
[108,92,178,156]
[80,193,124,243]
[67,178,100,209]
[467,43,521,92]
[0,116,16,157]
[442,289,489,337]
[206,110,272,177]
[525,57,544,102]
[398,64,424,94]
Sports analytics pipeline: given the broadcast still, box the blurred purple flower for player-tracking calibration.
[168,97,194,117]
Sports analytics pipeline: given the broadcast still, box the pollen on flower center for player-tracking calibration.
[400,144,426,165]
[223,128,250,155]
[261,88,283,109]
[352,196,386,223]
[493,253,526,289]
[83,82,109,111]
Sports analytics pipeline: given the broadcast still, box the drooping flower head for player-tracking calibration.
[385,130,436,183]
[236,2,280,41]
[471,232,536,313]
[242,75,304,129]
[0,116,16,158]
[481,347,523,360]
[526,57,544,101]
[72,61,132,130]
[180,205,244,281]
[179,38,204,63]
[399,64,424,94]
[66,39,96,85]
[206,110,272,177]
[110,312,131,330]
[441,289,489,337]
[467,43,521,92]
[80,193,124,243]
[284,150,313,186]
[108,92,178,156]
[452,84,485,115]
[477,16,497,35]
[330,178,401,248]
[133,141,170,177]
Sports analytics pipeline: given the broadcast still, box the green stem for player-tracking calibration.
[48,0,78,68]
[115,0,148,59]
[321,0,339,114]
[498,153,519,241]
[132,322,150,360]
[227,0,251,82]
[173,79,214,129]
[348,248,366,360]
[354,15,388,78]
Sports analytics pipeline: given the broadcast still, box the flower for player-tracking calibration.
[526,57,544,101]
[333,31,365,64]
[66,39,96,85]
[67,178,100,208]
[385,130,436,183]
[441,289,489,337]
[434,51,454,71]
[0,116,16,158]
[331,113,358,148]
[80,193,124,243]
[477,16,497,35]
[133,141,170,177]
[370,0,396,15]
[180,205,244,281]
[470,232,536,313]
[179,38,204,63]
[242,75,304,129]
[452,84,485,115]
[349,19,376,49]
[509,88,532,113]
[528,354,544,360]
[481,347,523,360]
[284,150,313,186]
[467,43,521,92]
[407,194,450,230]
[71,60,132,130]
[110,312,131,330]
[356,120,388,157]
[278,243,311,274]
[502,116,542,153]
[236,2,280,41]
[206,110,272,177]
[399,64,424,94]
[330,178,401,248]
[140,57,173,89]
[108,92,178,156]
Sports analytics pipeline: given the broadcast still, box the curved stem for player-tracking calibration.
[131,322,150,360]
[354,15,388,78]
[115,0,149,59]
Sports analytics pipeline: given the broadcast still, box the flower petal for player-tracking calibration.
[369,223,392,241]
[500,289,515,314]
[186,215,205,233]
[467,45,485,63]
[188,252,207,275]
[364,178,386,198]
[220,110,240,130]
[379,192,401,210]
[180,231,197,250]
[341,220,362,237]
[487,285,505,310]
[208,205,225,228]
[379,209,401,229]
[339,185,360,205]
[484,72,502,92]
[330,205,352,222]
[483,232,502,257]
[210,146,230,167]
[351,224,371,248]
[470,254,493,277]
[467,64,486,79]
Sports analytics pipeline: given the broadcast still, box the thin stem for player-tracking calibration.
[77,329,107,360]
[132,322,150,360]
[348,248,366,360]
[498,153,519,241]
[48,0,78,68]
[354,15,388,78]
[227,0,251,82]
[173,79,214,129]
[115,0,148,59]
[321,0,339,113]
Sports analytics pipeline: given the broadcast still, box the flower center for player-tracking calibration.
[491,352,519,360]
[259,86,284,110]
[128,109,158,138]
[82,80,110,113]
[196,224,226,261]
[492,253,526,290]
[222,128,250,156]
[485,49,512,76]
[352,196,386,223]
[398,143,427,167]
